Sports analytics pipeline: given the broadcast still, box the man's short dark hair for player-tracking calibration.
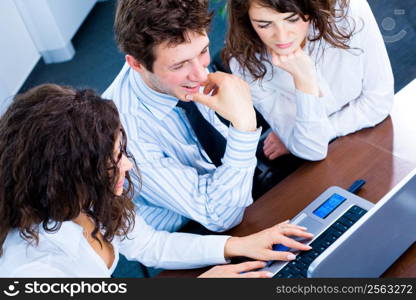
[115,0,212,71]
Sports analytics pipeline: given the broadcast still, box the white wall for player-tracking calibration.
[0,0,97,114]
[47,0,97,43]
[0,0,40,111]
[14,0,96,63]
[14,0,96,54]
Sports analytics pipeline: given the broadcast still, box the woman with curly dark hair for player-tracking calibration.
[0,84,313,277]
[224,0,394,161]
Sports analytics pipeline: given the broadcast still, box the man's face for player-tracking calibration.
[140,31,210,100]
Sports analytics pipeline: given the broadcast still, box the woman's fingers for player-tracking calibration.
[203,83,217,95]
[199,261,270,278]
[239,271,273,278]
[268,151,279,160]
[260,249,299,262]
[278,234,313,251]
[275,221,306,231]
[235,261,273,278]
[263,144,273,156]
[233,261,267,273]
[263,140,281,158]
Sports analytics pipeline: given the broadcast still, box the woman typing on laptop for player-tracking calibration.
[0,84,312,277]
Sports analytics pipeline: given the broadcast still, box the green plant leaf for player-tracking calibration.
[211,0,228,18]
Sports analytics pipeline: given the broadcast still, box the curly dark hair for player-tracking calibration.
[223,0,356,81]
[0,84,138,256]
[114,0,213,71]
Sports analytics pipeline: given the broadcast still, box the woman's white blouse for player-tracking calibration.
[0,215,229,277]
[230,0,394,160]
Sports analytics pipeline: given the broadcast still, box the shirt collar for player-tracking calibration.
[128,66,179,120]
[39,221,83,258]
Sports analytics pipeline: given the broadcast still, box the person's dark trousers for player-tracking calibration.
[179,220,219,235]
[252,134,305,200]
[251,109,305,199]
[179,145,305,235]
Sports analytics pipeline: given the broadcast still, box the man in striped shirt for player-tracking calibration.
[103,0,261,233]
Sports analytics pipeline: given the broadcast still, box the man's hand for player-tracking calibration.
[271,48,319,97]
[263,131,289,160]
[224,220,313,262]
[184,72,257,132]
[199,261,273,278]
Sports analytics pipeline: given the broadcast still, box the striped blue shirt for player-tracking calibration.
[103,63,261,232]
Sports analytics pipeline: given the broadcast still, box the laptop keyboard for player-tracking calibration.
[273,205,368,278]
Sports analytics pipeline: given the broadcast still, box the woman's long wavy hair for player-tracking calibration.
[0,84,139,255]
[223,0,356,81]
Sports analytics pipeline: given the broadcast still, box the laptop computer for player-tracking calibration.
[262,168,416,278]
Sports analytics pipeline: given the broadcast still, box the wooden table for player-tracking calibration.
[159,79,416,278]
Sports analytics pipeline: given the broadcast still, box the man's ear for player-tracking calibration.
[126,55,146,73]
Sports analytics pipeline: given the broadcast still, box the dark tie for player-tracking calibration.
[176,100,227,167]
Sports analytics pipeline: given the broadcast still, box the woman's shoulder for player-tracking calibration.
[0,246,70,277]
[0,229,74,277]
[347,0,370,11]
[229,57,247,77]
[320,0,373,49]
[344,0,374,22]
[229,56,277,86]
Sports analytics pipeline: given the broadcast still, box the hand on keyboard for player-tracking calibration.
[224,220,314,262]
[273,205,368,278]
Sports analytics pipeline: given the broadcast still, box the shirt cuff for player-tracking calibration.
[197,235,231,266]
[222,126,261,167]
[295,89,327,121]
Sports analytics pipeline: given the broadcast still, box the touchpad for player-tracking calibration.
[291,213,323,236]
